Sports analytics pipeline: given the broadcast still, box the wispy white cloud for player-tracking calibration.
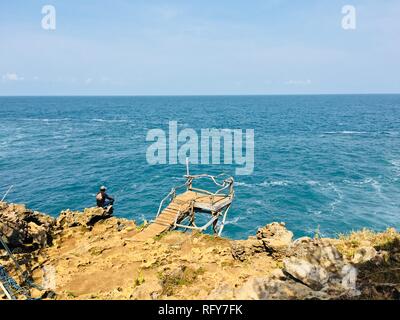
[2,72,24,82]
[284,79,312,86]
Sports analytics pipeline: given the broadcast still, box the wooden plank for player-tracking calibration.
[131,190,232,241]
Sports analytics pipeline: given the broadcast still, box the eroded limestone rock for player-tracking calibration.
[257,222,293,258]
[0,202,54,249]
[283,238,359,296]
[352,246,377,264]
[56,207,112,230]
[231,222,293,261]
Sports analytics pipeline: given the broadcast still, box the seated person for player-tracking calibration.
[96,186,114,208]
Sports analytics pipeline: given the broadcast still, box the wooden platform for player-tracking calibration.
[130,190,232,241]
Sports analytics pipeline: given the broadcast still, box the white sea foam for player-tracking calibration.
[21,118,71,122]
[235,180,292,188]
[326,182,343,212]
[390,159,400,168]
[343,177,382,193]
[323,131,368,135]
[369,179,382,194]
[92,118,127,123]
[225,216,241,225]
[234,181,254,188]
[259,180,291,187]
[253,199,265,206]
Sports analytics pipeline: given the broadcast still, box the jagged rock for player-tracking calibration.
[352,246,377,264]
[0,202,54,249]
[209,270,331,300]
[235,276,328,300]
[207,283,236,300]
[373,250,390,265]
[256,222,293,242]
[130,282,163,300]
[339,264,358,293]
[283,238,359,296]
[288,238,343,273]
[269,268,287,280]
[231,223,294,261]
[256,222,293,258]
[230,238,264,261]
[392,253,400,263]
[28,222,48,248]
[56,207,112,230]
[283,257,330,290]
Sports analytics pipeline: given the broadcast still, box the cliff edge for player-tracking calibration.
[1,201,399,300]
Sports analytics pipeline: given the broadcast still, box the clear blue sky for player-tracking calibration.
[0,0,399,95]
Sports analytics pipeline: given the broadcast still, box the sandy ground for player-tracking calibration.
[27,217,277,299]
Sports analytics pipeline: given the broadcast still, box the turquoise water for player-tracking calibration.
[1,95,400,239]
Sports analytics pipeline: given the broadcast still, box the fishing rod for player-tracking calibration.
[1,185,13,202]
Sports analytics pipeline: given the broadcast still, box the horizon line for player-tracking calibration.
[1,92,400,98]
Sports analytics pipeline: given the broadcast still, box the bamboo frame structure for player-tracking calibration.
[131,160,235,241]
[151,167,235,236]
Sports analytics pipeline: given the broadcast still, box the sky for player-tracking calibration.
[0,0,399,95]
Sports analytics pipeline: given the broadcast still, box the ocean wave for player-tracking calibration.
[327,182,343,198]
[325,182,343,212]
[390,159,400,168]
[225,216,241,225]
[343,177,382,192]
[322,130,400,137]
[21,118,72,122]
[91,118,128,123]
[323,131,369,135]
[259,180,291,187]
[234,181,255,188]
[236,179,320,188]
[253,199,265,206]
[235,180,291,188]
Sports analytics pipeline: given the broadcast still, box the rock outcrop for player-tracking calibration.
[0,202,54,250]
[56,207,113,230]
[229,223,360,299]
[231,222,293,261]
[283,237,359,296]
[257,222,293,258]
[352,246,378,264]
[0,202,114,251]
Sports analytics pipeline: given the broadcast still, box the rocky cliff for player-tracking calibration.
[0,201,399,300]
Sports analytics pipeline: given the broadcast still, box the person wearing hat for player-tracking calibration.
[96,186,114,208]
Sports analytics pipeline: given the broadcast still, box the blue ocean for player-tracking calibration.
[1,95,400,239]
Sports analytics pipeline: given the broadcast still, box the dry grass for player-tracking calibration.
[334,228,400,299]
[336,228,399,260]
[158,265,205,296]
